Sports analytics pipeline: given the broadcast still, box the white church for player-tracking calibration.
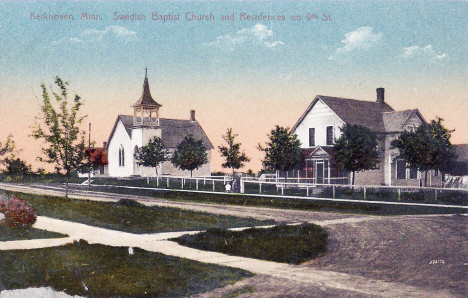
[105,70,212,177]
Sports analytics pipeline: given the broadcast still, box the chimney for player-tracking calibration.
[376,88,385,103]
[103,142,108,148]
[190,110,195,121]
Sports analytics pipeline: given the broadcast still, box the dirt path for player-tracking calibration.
[2,216,456,298]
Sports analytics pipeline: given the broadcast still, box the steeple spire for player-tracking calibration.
[132,69,162,127]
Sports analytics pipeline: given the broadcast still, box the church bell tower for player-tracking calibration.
[132,68,162,127]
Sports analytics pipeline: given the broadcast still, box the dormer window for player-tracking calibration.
[406,125,415,132]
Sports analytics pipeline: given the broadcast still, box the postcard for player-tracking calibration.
[0,1,466,297]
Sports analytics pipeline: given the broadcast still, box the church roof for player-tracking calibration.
[131,70,162,108]
[108,115,213,150]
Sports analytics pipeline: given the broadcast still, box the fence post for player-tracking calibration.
[167,177,169,188]
[204,177,206,185]
[213,180,215,191]
[333,185,335,199]
[307,185,309,196]
[281,184,284,195]
[240,179,245,194]
[434,189,437,202]
[363,187,366,200]
[147,177,149,184]
[181,178,184,189]
[398,188,401,201]
[157,177,159,187]
[196,179,199,191]
[259,183,262,194]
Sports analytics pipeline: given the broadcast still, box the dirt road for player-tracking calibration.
[1,183,466,297]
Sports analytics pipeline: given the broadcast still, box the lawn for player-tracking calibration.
[7,193,275,234]
[0,222,66,241]
[0,240,254,297]
[173,223,328,265]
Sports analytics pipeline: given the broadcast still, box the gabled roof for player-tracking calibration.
[382,109,426,132]
[131,71,162,108]
[108,115,213,150]
[292,95,395,133]
[303,146,334,158]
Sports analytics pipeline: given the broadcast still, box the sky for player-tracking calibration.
[0,0,467,173]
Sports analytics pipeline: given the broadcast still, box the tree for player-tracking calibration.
[391,117,457,186]
[171,134,208,177]
[218,128,250,175]
[258,126,302,177]
[134,136,168,176]
[2,157,32,177]
[333,124,380,185]
[31,77,87,197]
[0,134,15,158]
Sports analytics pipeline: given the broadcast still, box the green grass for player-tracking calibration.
[0,222,67,241]
[0,240,254,297]
[173,223,328,265]
[7,192,275,234]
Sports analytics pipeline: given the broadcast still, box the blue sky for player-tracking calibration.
[1,1,467,171]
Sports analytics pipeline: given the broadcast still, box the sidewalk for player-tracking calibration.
[0,216,455,298]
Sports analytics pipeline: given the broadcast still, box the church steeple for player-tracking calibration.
[132,69,161,127]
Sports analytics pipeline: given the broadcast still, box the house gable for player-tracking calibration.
[383,109,426,133]
[292,98,345,148]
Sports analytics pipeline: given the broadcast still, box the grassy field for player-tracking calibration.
[174,223,328,265]
[6,192,275,234]
[0,222,66,241]
[0,240,253,297]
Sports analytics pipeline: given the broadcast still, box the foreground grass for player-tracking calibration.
[0,240,253,297]
[0,222,66,241]
[174,223,328,265]
[7,193,275,234]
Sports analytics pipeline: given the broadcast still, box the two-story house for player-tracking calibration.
[291,88,440,186]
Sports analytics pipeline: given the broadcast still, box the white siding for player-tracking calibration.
[107,120,133,177]
[294,99,345,148]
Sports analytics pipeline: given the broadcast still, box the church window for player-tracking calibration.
[119,146,125,167]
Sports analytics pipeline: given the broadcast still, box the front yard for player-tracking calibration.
[0,240,253,297]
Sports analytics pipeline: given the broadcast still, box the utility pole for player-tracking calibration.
[88,123,91,187]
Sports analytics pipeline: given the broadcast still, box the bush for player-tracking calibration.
[116,198,144,207]
[0,197,37,227]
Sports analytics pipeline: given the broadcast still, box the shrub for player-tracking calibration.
[0,197,37,227]
[116,198,144,208]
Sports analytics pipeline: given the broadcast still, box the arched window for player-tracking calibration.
[119,146,125,167]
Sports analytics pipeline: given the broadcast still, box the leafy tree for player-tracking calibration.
[333,124,380,185]
[391,117,457,186]
[134,136,168,176]
[218,128,250,175]
[2,157,32,177]
[0,134,15,157]
[31,77,87,197]
[171,134,208,177]
[258,126,302,176]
